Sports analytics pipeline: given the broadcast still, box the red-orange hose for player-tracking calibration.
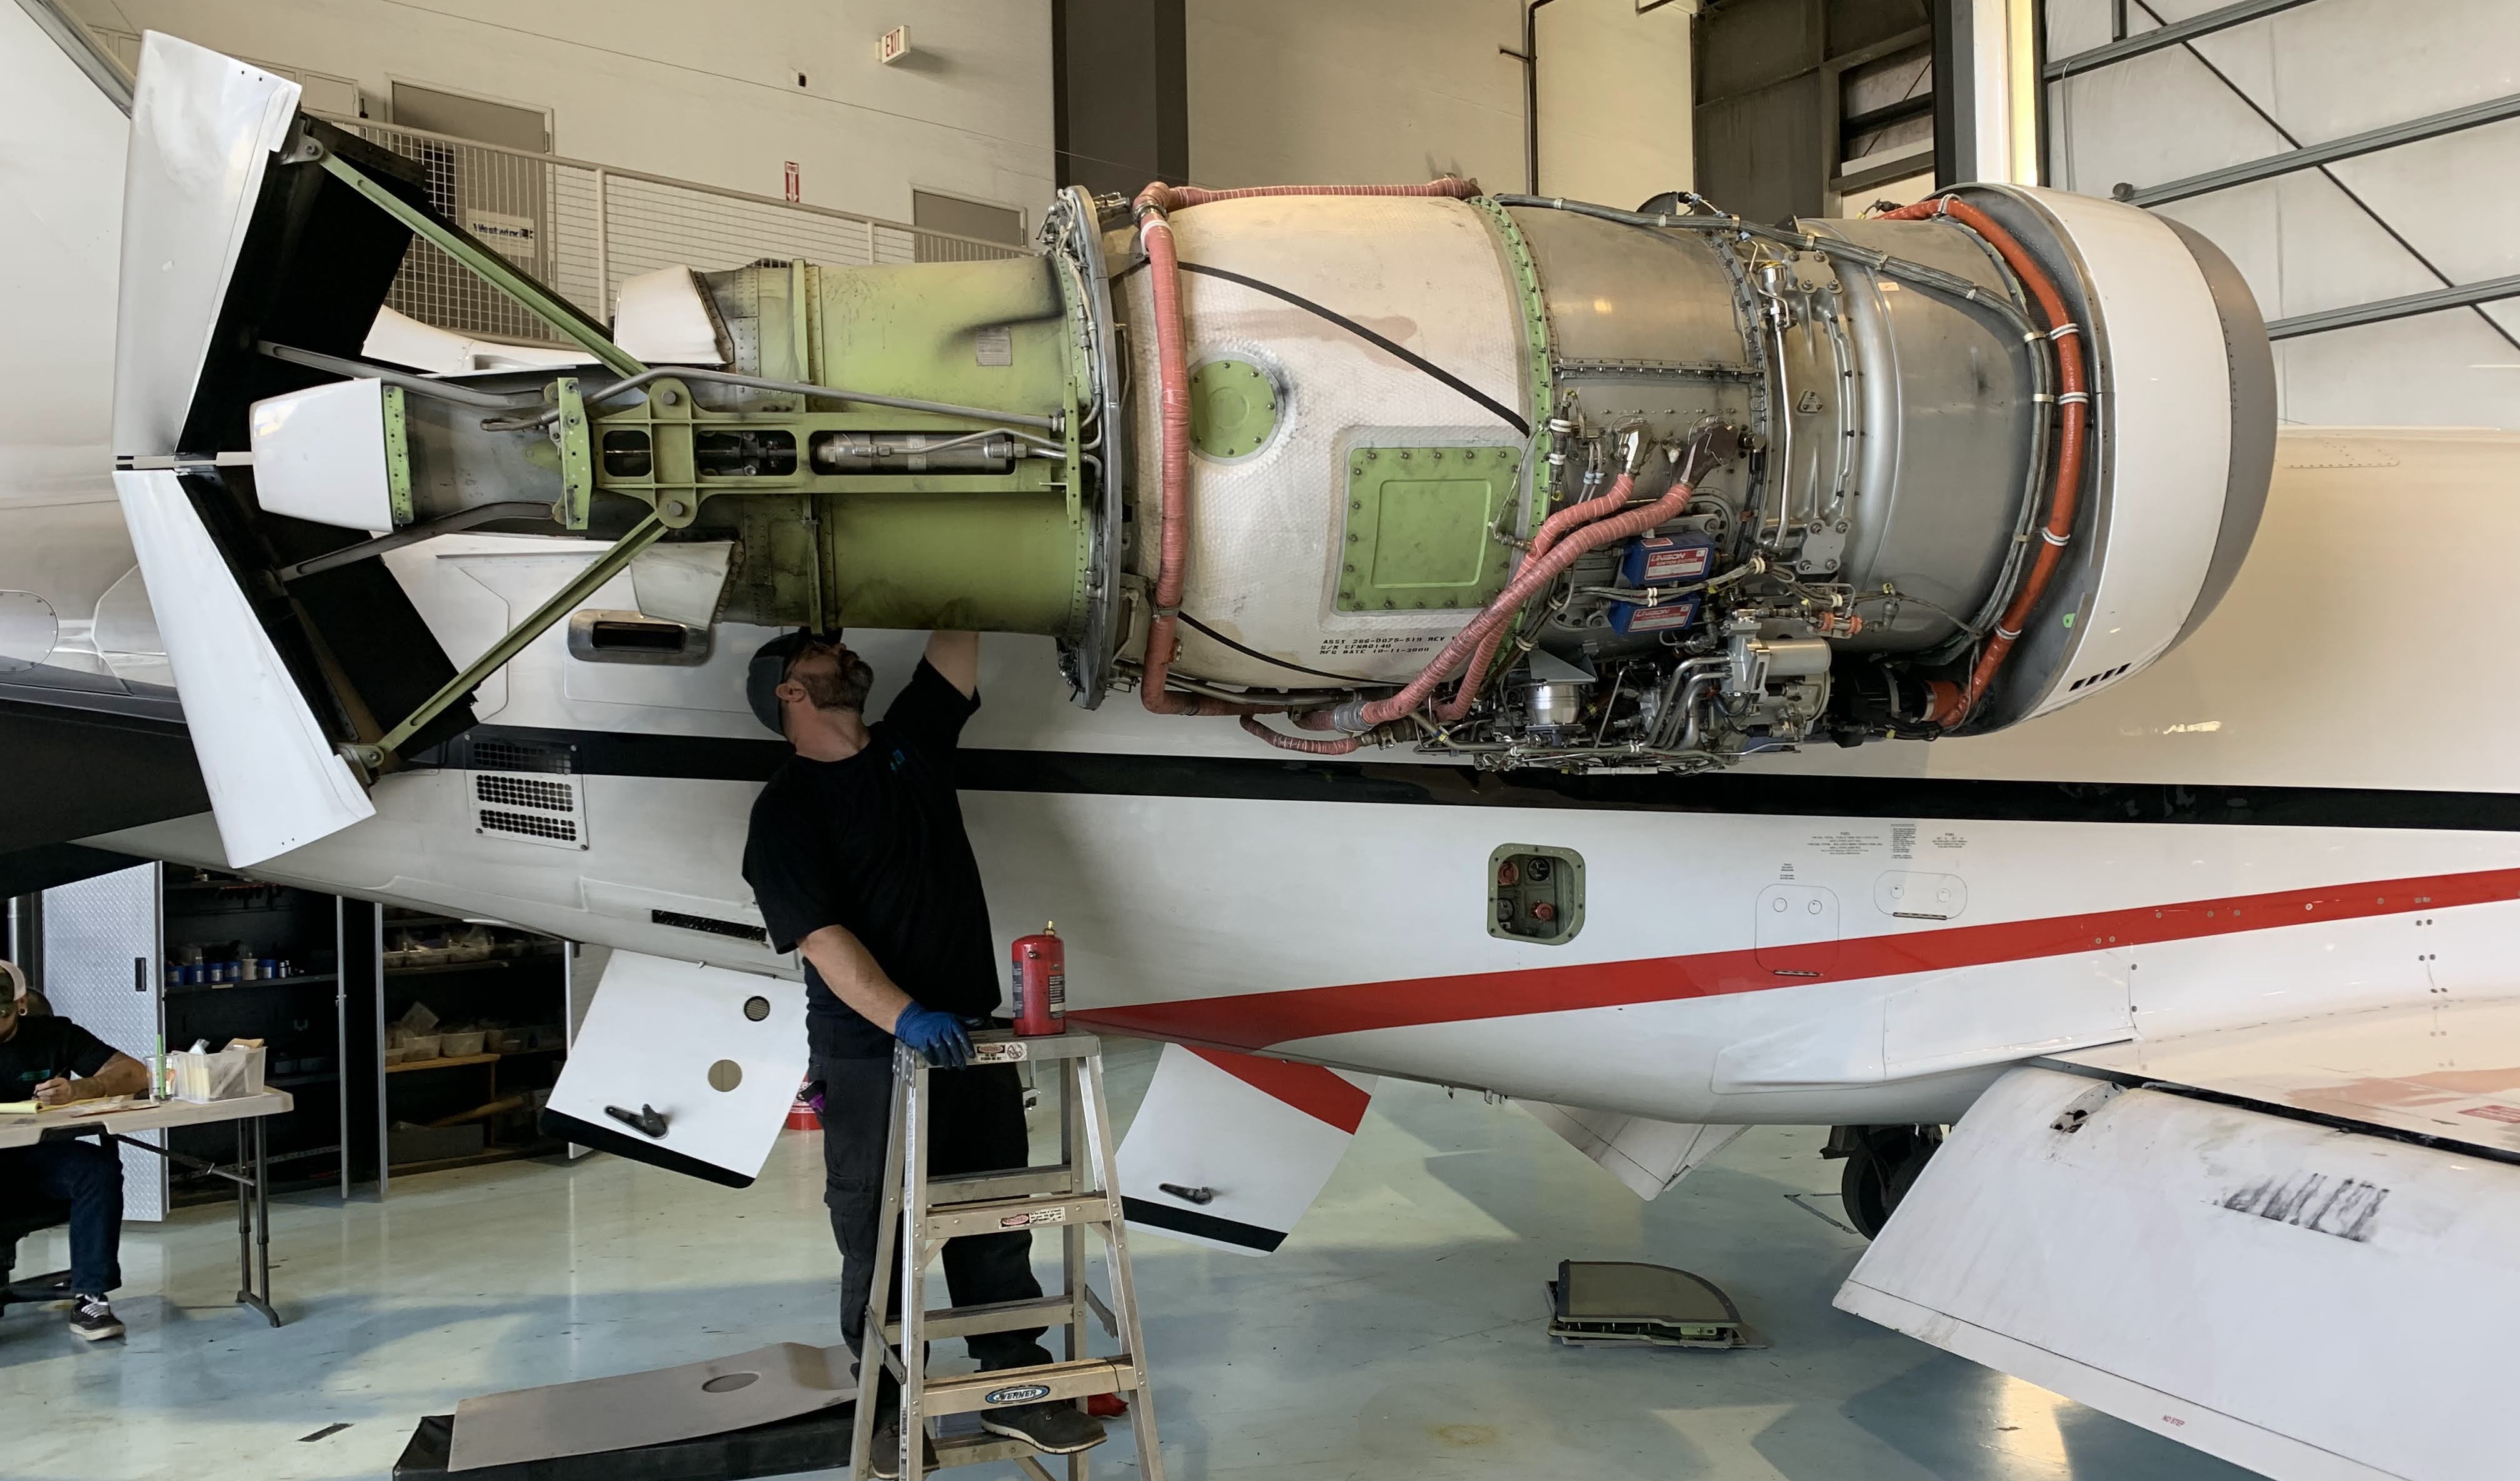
[1131,178,1482,726]
[1349,473,1695,730]
[1430,469,1640,723]
[1240,715,1362,754]
[1880,196,2091,726]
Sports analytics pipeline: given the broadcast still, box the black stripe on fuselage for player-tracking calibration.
[424,723,2520,832]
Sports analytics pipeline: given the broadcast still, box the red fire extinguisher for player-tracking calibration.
[1009,923,1066,1037]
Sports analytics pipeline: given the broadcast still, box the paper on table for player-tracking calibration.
[0,1096,152,1116]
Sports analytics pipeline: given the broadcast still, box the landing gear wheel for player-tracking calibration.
[1839,1140,1894,1239]
[1836,1127,1940,1240]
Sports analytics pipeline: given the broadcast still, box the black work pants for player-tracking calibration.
[812,1017,1051,1403]
[0,1138,124,1294]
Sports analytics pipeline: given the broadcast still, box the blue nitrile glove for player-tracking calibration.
[894,1003,974,1068]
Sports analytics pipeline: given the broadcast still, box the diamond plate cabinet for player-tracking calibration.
[36,863,362,1214]
[37,864,169,1219]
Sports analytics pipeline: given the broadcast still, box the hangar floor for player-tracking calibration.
[2,1041,2249,1481]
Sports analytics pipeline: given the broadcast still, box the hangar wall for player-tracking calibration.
[60,0,1058,230]
[1185,0,1695,204]
[2044,0,2520,428]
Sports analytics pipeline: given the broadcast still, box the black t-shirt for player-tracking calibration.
[742,659,1002,1058]
[0,1015,118,1099]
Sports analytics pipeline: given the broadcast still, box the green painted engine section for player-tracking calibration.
[1338,444,1524,613]
[589,256,1091,637]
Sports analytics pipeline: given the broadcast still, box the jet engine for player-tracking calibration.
[182,86,2273,778]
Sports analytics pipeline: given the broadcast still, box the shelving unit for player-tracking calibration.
[27,873,584,1209]
[159,867,350,1206]
[369,906,572,1191]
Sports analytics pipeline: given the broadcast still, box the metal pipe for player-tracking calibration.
[494,367,1063,434]
[1676,668,1729,753]
[2044,0,2319,79]
[363,510,669,760]
[258,342,545,410]
[1506,0,1564,196]
[2267,273,2520,341]
[2124,93,2520,208]
[278,501,554,582]
[1650,656,1727,748]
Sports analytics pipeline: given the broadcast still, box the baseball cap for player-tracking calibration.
[746,628,844,734]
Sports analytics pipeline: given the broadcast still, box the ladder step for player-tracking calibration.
[888,1293,1081,1344]
[924,1193,1111,1242]
[919,1357,1135,1418]
[928,1432,1052,1470]
[928,1163,1078,1208]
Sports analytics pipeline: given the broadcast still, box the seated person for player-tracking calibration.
[0,961,149,1340]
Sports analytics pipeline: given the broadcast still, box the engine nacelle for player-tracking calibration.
[236,164,2270,772]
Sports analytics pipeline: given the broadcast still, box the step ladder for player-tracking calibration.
[849,1028,1164,1480]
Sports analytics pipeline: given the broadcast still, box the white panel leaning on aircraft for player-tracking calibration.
[6,24,2520,1481]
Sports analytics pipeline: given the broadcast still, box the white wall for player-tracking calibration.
[2046,0,2520,428]
[64,0,1058,226]
[1186,0,1693,204]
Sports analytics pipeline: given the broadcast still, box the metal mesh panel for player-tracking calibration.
[321,118,1026,347]
[38,864,166,1220]
[479,808,579,844]
[468,738,574,774]
[475,775,575,812]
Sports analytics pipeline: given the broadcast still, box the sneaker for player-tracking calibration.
[981,1400,1106,1455]
[68,1295,122,1342]
[864,1417,937,1479]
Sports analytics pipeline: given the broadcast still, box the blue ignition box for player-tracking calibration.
[1609,533,1715,635]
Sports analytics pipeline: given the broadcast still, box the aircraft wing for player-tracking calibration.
[1835,1001,2520,1481]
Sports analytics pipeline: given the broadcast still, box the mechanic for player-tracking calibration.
[0,959,149,1341]
[741,629,1103,1477]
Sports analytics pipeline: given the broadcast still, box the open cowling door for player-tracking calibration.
[111,37,377,866]
[1115,1043,1376,1254]
[541,951,809,1188]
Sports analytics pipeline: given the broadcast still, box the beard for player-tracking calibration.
[800,653,876,712]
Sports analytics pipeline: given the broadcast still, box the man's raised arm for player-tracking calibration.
[924,631,979,699]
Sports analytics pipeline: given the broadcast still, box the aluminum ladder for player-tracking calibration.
[849,1027,1164,1480]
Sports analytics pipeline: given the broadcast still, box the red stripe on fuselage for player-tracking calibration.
[1072,866,2520,1053]
[1186,1047,1372,1133]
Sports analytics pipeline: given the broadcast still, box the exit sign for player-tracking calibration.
[879,26,911,64]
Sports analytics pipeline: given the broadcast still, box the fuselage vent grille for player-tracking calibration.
[651,909,769,943]
[479,808,579,844]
